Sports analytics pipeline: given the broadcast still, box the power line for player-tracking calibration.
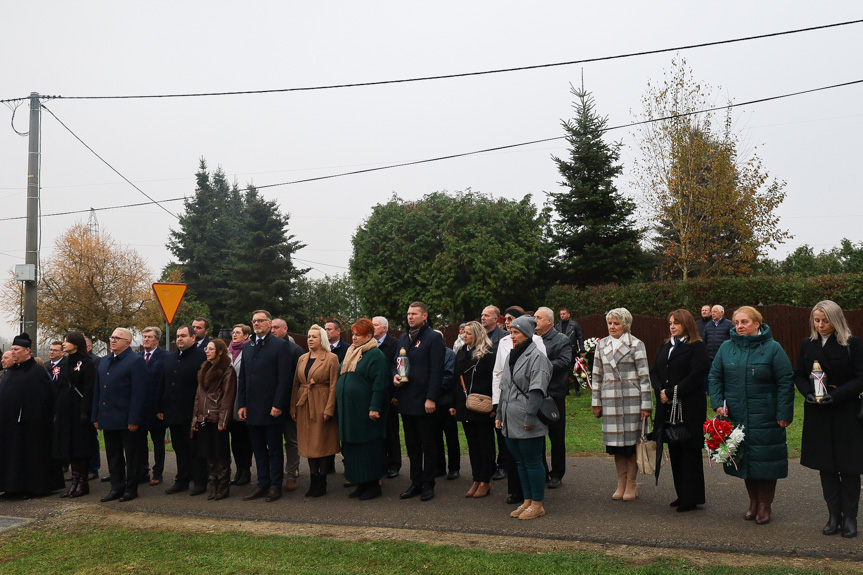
[40,105,179,219]
[2,19,861,104]
[3,76,860,224]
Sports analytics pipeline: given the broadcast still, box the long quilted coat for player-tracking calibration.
[708,324,794,480]
[591,332,653,447]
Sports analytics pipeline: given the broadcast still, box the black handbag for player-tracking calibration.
[663,386,692,444]
[512,381,559,425]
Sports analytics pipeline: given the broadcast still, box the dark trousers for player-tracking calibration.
[495,427,511,469]
[248,423,284,488]
[282,418,300,479]
[402,413,438,488]
[435,409,460,474]
[668,442,705,506]
[463,420,495,483]
[385,401,402,472]
[821,470,861,519]
[139,422,166,480]
[546,396,567,479]
[229,420,253,474]
[169,423,207,488]
[89,434,102,473]
[103,428,146,495]
[506,436,546,502]
[199,424,232,483]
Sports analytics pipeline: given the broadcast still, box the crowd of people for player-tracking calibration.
[0,300,860,536]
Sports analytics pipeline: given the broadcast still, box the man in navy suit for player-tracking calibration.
[192,316,211,350]
[272,317,303,491]
[92,327,148,502]
[393,302,445,502]
[374,316,401,479]
[325,320,349,362]
[238,310,294,502]
[139,326,167,485]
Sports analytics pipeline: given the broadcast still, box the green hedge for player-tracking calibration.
[547,273,863,317]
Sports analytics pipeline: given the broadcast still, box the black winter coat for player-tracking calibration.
[452,347,496,422]
[237,334,294,426]
[393,324,444,417]
[541,328,573,398]
[160,346,207,426]
[650,340,710,451]
[703,318,733,360]
[52,352,97,460]
[793,334,863,474]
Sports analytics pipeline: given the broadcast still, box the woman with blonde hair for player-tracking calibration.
[290,324,340,498]
[709,305,794,525]
[451,321,496,498]
[592,308,652,501]
[794,300,863,538]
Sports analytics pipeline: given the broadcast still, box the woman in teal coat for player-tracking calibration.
[709,306,794,525]
[336,318,389,501]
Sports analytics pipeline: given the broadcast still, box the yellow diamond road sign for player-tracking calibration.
[152,283,187,325]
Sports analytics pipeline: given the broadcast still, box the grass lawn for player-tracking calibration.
[0,521,827,575]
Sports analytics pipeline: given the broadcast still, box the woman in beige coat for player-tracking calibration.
[291,324,340,497]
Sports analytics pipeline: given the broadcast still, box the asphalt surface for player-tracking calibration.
[1,453,861,561]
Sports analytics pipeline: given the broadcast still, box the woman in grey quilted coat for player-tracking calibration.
[592,308,653,501]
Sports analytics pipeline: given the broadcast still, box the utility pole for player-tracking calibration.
[23,92,40,341]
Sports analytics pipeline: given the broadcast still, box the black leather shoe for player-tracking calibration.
[446,470,460,481]
[548,477,562,489]
[506,494,523,505]
[118,492,137,502]
[265,486,282,502]
[386,469,399,479]
[243,486,267,501]
[492,467,506,481]
[88,472,99,481]
[235,470,251,486]
[400,485,422,499]
[420,488,435,501]
[100,475,112,483]
[165,483,189,495]
[189,484,207,496]
[101,490,121,502]
[842,517,857,538]
[669,499,680,507]
[823,513,842,536]
[676,503,697,513]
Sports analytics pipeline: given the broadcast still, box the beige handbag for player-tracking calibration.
[636,417,657,475]
[460,372,493,414]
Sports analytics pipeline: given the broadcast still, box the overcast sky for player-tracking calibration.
[2,1,862,341]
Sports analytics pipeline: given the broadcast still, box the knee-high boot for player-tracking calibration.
[756,479,776,525]
[744,478,759,520]
[612,455,627,500]
[623,455,638,501]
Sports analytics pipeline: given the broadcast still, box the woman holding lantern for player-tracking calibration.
[793,300,863,538]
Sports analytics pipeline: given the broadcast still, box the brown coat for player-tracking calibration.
[192,359,237,432]
[290,351,340,458]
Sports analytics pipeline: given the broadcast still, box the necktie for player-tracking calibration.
[145,351,151,364]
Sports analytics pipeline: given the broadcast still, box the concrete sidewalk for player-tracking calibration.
[1,453,860,561]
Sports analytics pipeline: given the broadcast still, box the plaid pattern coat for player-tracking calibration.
[591,333,653,447]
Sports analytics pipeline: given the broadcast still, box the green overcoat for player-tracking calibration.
[336,346,389,444]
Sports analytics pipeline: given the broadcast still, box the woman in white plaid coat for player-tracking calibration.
[591,308,653,501]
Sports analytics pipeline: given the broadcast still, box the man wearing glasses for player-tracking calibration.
[92,327,147,502]
[237,310,294,502]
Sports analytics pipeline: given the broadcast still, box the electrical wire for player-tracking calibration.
[40,104,179,219]
[1,18,861,103]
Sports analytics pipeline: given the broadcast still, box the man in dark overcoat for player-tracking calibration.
[139,326,167,485]
[0,333,65,498]
[536,307,573,488]
[374,315,401,478]
[158,325,207,495]
[272,317,304,490]
[393,301,444,501]
[238,310,294,502]
[92,327,148,502]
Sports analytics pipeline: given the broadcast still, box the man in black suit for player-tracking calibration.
[374,315,401,479]
[92,327,148,502]
[139,326,167,486]
[271,317,303,491]
[238,310,294,502]
[158,325,208,496]
[45,340,67,393]
[325,319,349,362]
[192,316,211,350]
[555,307,584,397]
[393,302,445,501]
[695,305,712,337]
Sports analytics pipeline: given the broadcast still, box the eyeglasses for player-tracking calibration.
[109,336,130,342]
[231,331,244,336]
[252,318,270,324]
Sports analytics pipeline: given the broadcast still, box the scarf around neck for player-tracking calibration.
[340,337,379,375]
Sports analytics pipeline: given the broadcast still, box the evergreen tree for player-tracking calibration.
[549,85,648,286]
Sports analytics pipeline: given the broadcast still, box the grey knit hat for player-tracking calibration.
[509,315,536,339]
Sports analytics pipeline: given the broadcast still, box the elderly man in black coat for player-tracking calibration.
[0,333,65,499]
[393,302,445,502]
[158,325,207,496]
[92,327,148,502]
[238,310,294,502]
[535,307,573,488]
[374,315,402,479]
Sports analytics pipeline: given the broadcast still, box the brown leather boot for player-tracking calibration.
[61,471,79,498]
[756,479,776,524]
[465,482,479,497]
[744,479,759,520]
[214,477,230,501]
[69,461,90,498]
[612,455,627,500]
[472,482,491,498]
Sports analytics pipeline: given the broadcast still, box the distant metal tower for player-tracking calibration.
[87,208,100,236]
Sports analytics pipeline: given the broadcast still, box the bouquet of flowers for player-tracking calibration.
[582,337,599,355]
[572,357,591,389]
[703,417,744,469]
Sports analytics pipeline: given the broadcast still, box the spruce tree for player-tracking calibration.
[549,85,648,285]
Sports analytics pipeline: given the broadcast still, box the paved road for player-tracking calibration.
[1,454,860,561]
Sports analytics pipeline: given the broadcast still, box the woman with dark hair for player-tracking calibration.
[193,338,236,500]
[290,324,340,497]
[53,330,98,498]
[794,300,863,538]
[336,318,389,500]
[452,321,496,498]
[709,306,794,525]
[650,310,710,512]
[228,323,253,487]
